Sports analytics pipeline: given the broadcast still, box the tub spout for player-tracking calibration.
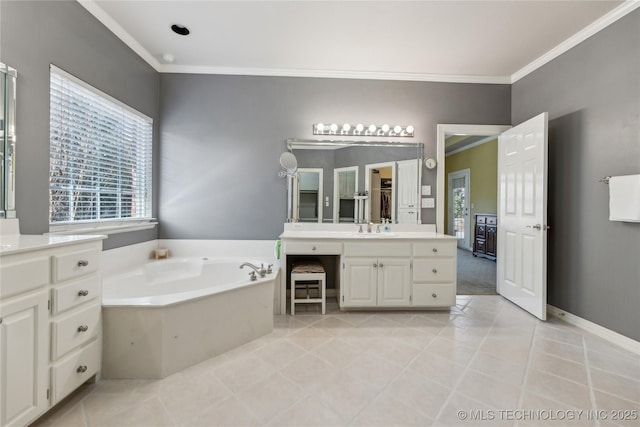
[240,262,267,278]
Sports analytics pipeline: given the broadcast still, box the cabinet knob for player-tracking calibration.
[432,248,438,253]
[432,293,437,298]
[78,290,89,297]
[77,365,88,373]
[432,269,438,274]
[379,263,384,268]
[373,263,378,268]
[77,260,89,267]
[312,246,316,251]
[77,325,89,332]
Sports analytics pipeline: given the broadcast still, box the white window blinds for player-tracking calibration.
[49,66,152,223]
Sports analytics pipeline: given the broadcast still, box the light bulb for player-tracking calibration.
[381,124,390,133]
[356,124,364,132]
[406,125,414,134]
[316,123,324,132]
[368,124,377,133]
[393,125,402,134]
[342,123,351,132]
[330,123,338,132]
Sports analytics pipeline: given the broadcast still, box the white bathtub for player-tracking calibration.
[101,250,277,379]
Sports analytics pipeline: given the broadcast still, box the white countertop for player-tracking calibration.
[0,234,107,256]
[279,230,456,240]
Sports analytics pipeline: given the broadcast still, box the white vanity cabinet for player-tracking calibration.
[0,288,49,427]
[279,226,457,313]
[412,240,457,307]
[0,236,104,426]
[342,242,412,308]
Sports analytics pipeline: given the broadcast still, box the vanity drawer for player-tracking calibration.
[413,259,455,283]
[51,339,100,405]
[413,241,456,257]
[51,303,100,359]
[344,242,411,257]
[0,256,50,299]
[486,216,497,225]
[52,248,100,283]
[51,275,100,315]
[283,241,342,255]
[412,283,455,307]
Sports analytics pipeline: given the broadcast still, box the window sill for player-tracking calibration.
[47,219,157,236]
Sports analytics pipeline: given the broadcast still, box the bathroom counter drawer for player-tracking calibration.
[51,275,100,315]
[343,242,411,257]
[413,259,455,283]
[283,241,342,255]
[51,339,100,405]
[413,241,456,257]
[412,283,455,307]
[52,248,100,283]
[0,255,50,299]
[51,303,100,359]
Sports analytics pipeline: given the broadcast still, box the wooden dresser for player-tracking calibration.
[473,213,497,261]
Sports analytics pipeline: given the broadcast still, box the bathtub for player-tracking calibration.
[101,253,277,379]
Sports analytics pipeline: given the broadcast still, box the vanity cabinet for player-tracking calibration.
[279,227,457,313]
[0,237,104,426]
[342,242,412,308]
[0,288,49,427]
[412,241,457,307]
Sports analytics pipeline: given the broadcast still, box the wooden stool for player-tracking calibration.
[291,262,326,315]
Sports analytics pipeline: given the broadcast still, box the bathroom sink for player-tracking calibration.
[350,232,397,238]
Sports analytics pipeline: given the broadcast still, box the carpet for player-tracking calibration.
[457,248,497,295]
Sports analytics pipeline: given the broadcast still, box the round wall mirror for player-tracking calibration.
[279,152,298,176]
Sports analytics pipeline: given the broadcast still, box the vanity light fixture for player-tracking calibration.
[313,122,415,137]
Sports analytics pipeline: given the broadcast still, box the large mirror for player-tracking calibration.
[1,63,17,219]
[286,139,423,224]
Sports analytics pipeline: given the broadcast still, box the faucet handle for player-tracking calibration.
[358,224,363,233]
[267,264,273,274]
[248,271,257,281]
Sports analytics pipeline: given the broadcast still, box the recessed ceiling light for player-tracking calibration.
[171,24,190,36]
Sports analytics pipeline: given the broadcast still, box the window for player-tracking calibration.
[49,66,152,226]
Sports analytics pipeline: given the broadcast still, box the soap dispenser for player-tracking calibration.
[384,218,391,232]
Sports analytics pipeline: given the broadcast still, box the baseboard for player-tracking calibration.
[547,305,640,355]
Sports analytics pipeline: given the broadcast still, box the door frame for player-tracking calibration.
[436,124,511,234]
[448,168,471,249]
[333,166,358,223]
[365,161,396,223]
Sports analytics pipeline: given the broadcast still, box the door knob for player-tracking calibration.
[526,224,551,231]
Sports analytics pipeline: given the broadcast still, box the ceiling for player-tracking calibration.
[81,0,634,83]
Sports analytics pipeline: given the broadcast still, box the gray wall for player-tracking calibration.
[159,74,510,239]
[0,0,160,250]
[512,10,640,341]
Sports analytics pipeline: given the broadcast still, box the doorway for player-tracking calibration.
[365,162,395,223]
[437,125,510,296]
[447,169,470,249]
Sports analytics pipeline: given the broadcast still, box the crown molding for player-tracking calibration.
[511,0,640,83]
[158,64,511,84]
[77,0,162,71]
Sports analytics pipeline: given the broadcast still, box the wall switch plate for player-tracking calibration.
[421,185,431,196]
[422,197,435,208]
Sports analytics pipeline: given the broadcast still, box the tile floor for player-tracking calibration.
[32,296,639,427]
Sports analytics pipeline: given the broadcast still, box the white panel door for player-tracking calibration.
[497,112,549,320]
[377,258,411,306]
[343,259,377,307]
[397,159,419,210]
[0,291,49,427]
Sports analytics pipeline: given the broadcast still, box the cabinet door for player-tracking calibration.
[342,259,377,307]
[397,159,419,209]
[0,291,49,427]
[397,209,418,224]
[377,258,411,307]
[486,226,497,256]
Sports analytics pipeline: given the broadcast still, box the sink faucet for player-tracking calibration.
[240,262,266,278]
[367,222,374,233]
